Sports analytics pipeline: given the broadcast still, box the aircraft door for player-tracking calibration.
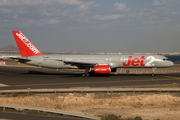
[38,56,43,64]
[120,56,125,63]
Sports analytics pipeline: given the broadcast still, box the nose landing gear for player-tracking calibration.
[151,73,154,77]
[151,68,157,77]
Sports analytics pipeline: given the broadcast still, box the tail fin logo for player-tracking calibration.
[16,32,39,55]
[12,31,44,57]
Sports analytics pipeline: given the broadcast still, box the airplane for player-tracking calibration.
[10,31,174,77]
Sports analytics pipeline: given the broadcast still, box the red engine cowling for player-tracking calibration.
[94,65,111,74]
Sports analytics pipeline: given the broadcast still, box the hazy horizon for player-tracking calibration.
[0,0,180,53]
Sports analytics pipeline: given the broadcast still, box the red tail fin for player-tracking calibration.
[12,31,44,57]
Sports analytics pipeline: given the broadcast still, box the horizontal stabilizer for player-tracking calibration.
[8,57,31,63]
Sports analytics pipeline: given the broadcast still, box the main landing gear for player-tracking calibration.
[82,73,90,77]
[82,68,90,77]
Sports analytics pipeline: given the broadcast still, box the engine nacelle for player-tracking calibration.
[94,65,111,74]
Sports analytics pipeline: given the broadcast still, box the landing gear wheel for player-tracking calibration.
[151,73,154,77]
[82,73,90,77]
[151,68,156,77]
[82,74,86,77]
[86,73,90,77]
[82,67,90,77]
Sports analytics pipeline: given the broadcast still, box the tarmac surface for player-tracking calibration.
[0,66,180,90]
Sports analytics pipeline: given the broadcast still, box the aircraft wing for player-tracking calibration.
[63,61,97,68]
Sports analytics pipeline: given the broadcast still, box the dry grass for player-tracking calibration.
[0,93,180,109]
[1,93,180,120]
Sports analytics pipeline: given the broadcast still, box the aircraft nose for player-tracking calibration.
[169,61,174,67]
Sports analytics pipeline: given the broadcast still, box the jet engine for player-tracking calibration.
[94,65,111,74]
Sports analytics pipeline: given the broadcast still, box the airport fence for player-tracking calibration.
[1,88,180,94]
[116,70,180,74]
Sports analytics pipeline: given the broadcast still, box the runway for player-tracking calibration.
[0,66,180,90]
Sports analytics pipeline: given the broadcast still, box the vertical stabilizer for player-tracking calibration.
[12,31,44,57]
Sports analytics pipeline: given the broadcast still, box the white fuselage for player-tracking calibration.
[24,54,174,69]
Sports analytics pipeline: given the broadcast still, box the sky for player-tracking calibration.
[0,0,180,53]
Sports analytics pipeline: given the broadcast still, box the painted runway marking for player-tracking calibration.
[73,72,84,73]
[5,78,177,88]
[0,72,14,75]
[0,83,9,87]
[163,76,180,80]
[0,118,11,120]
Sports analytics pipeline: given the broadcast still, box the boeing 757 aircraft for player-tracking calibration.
[11,31,174,77]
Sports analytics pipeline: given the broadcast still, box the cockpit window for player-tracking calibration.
[163,58,168,61]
